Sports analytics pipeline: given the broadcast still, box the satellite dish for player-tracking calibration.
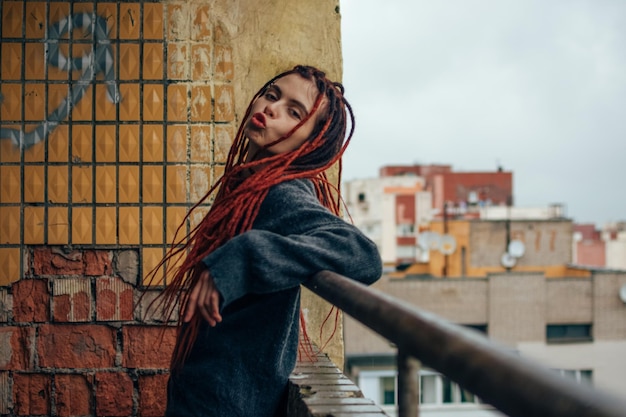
[418,232,441,251]
[501,252,517,268]
[440,234,457,255]
[508,240,526,258]
[620,285,626,304]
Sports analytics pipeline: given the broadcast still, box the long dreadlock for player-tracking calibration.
[146,65,355,370]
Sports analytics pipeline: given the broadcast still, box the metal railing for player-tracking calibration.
[305,270,626,417]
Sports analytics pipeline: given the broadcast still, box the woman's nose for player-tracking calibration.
[263,102,277,117]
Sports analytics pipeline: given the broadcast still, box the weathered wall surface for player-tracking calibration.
[0,0,345,415]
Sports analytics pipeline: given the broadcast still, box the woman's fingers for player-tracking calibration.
[201,271,222,325]
[183,272,203,322]
[183,269,222,326]
[196,270,215,325]
[210,288,222,324]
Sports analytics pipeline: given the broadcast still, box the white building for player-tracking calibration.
[605,227,626,270]
[343,175,432,266]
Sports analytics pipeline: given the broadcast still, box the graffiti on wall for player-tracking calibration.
[0,13,120,149]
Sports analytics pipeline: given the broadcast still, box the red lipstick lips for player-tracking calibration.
[251,112,266,128]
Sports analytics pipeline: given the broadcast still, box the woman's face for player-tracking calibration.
[244,73,325,158]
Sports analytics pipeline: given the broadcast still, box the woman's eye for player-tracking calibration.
[265,92,278,101]
[289,109,302,120]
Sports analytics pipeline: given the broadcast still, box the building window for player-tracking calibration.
[359,370,483,409]
[546,324,592,343]
[358,192,366,203]
[464,324,488,335]
[396,245,416,260]
[421,371,480,405]
[380,376,395,405]
[420,374,437,404]
[553,369,593,385]
[396,223,415,236]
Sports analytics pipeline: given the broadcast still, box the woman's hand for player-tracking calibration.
[183,268,223,326]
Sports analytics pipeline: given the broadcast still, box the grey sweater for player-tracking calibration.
[166,178,382,417]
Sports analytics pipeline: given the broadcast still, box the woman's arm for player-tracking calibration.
[202,179,382,310]
[204,225,381,309]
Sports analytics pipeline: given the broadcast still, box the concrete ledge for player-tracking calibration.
[287,346,389,417]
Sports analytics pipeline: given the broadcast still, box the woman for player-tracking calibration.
[154,65,382,417]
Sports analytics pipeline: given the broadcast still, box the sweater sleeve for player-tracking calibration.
[201,180,382,309]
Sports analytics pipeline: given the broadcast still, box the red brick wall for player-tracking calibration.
[431,171,513,214]
[0,247,175,417]
[379,164,452,178]
[574,224,601,241]
[576,240,606,267]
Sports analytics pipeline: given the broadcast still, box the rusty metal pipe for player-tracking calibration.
[397,348,420,417]
[306,271,626,417]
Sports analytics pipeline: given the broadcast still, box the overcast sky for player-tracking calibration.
[340,0,626,227]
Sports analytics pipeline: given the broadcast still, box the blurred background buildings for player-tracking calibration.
[342,164,626,416]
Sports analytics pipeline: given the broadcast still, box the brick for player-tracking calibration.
[135,289,180,323]
[214,45,234,81]
[167,3,190,41]
[13,373,50,416]
[55,374,93,417]
[12,279,50,323]
[0,327,34,370]
[37,324,116,369]
[116,250,139,284]
[53,278,92,322]
[33,247,83,276]
[138,373,169,417]
[123,326,176,369]
[214,84,234,122]
[167,42,189,80]
[84,250,113,276]
[95,372,133,416]
[191,4,211,40]
[0,289,12,322]
[96,277,134,321]
[191,45,212,81]
[0,371,10,414]
[213,124,234,164]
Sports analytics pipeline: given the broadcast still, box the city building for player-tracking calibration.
[344,164,567,271]
[573,222,626,270]
[342,164,626,416]
[378,164,513,219]
[344,270,626,417]
[573,224,606,267]
[343,173,431,266]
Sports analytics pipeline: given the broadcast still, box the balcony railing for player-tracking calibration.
[304,270,626,417]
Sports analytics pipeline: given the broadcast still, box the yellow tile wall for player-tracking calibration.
[0,0,234,286]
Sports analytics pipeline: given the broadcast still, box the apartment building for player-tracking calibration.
[574,222,626,270]
[344,271,626,416]
[344,165,520,267]
[341,165,625,416]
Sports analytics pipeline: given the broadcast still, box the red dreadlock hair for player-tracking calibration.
[146,65,355,370]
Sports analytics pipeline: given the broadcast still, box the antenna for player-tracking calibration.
[440,235,457,255]
[418,231,441,251]
[417,231,456,254]
[620,284,626,304]
[508,240,526,258]
[500,252,517,268]
[501,239,525,269]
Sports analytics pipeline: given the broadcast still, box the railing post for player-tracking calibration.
[306,271,626,417]
[397,348,420,417]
